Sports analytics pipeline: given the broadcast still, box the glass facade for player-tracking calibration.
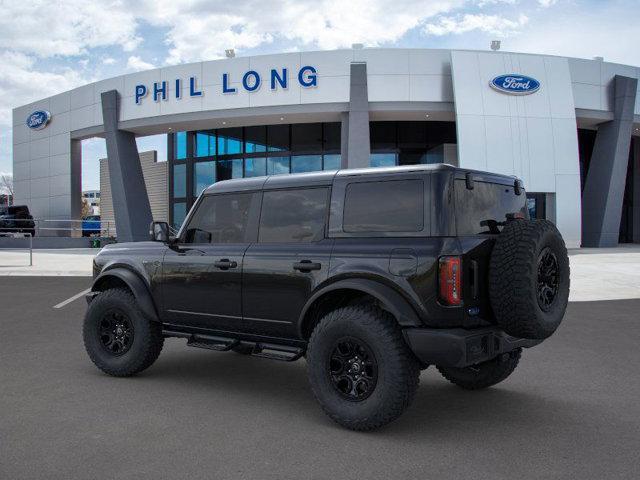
[369,121,457,166]
[168,120,457,229]
[168,123,342,228]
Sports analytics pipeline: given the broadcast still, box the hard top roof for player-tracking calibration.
[202,163,517,194]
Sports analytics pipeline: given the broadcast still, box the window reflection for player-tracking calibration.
[195,131,215,157]
[172,202,186,230]
[245,126,267,153]
[267,157,290,175]
[194,161,216,196]
[370,153,397,168]
[245,157,267,177]
[174,131,187,160]
[173,163,186,197]
[323,154,341,170]
[291,155,322,173]
[217,159,243,181]
[218,128,243,155]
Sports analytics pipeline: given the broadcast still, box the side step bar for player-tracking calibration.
[163,329,304,362]
[187,334,239,352]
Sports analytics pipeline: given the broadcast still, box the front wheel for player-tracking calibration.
[83,288,164,377]
[437,348,522,390]
[306,305,420,431]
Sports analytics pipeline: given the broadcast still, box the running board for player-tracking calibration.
[163,329,304,362]
[250,343,304,362]
[186,334,239,352]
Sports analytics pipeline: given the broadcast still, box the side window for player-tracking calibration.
[183,193,253,244]
[343,179,424,233]
[259,188,328,243]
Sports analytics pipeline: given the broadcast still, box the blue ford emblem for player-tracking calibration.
[26,110,51,130]
[490,74,540,95]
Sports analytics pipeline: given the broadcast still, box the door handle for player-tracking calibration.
[293,260,322,272]
[214,259,238,270]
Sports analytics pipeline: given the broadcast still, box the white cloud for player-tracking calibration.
[538,0,558,7]
[0,0,141,57]
[126,56,156,72]
[0,51,87,125]
[133,0,465,64]
[424,13,529,36]
[102,57,116,65]
[507,10,640,66]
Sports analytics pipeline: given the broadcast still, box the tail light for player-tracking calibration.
[439,256,462,306]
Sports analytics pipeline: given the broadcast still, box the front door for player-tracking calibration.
[161,191,260,332]
[242,187,332,338]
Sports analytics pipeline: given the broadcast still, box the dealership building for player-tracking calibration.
[11,48,640,247]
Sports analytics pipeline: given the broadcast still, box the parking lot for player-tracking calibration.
[1,276,640,479]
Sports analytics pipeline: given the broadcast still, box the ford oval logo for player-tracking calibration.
[490,74,540,95]
[26,110,51,130]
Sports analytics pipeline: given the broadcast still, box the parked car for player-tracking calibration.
[82,164,570,431]
[82,215,101,237]
[0,205,35,236]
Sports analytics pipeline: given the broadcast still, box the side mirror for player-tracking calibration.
[514,179,524,196]
[150,221,170,242]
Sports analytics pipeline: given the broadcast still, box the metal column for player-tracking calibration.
[101,90,153,242]
[582,75,638,247]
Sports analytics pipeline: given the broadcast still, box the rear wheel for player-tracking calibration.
[437,349,522,390]
[83,288,164,376]
[306,305,420,431]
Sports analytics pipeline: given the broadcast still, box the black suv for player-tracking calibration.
[83,165,569,430]
[0,205,35,236]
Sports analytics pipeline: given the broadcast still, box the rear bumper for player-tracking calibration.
[403,326,541,368]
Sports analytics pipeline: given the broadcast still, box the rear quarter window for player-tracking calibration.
[455,180,528,235]
[343,179,424,233]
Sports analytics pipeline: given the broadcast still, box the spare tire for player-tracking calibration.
[489,219,569,340]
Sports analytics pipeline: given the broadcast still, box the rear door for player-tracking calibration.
[241,187,333,337]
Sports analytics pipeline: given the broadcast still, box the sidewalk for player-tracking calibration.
[0,248,96,276]
[1,245,639,301]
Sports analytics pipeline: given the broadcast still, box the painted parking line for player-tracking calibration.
[53,288,91,309]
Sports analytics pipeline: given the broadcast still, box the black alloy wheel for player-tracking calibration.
[98,310,134,356]
[329,337,378,401]
[537,247,559,311]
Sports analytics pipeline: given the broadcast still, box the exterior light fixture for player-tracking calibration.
[225,49,235,58]
[491,40,501,51]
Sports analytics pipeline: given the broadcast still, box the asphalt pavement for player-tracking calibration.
[1,277,639,480]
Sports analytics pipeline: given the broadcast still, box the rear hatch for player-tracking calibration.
[453,171,529,326]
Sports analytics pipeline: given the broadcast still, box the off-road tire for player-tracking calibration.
[83,288,164,377]
[306,305,421,431]
[489,219,569,340]
[437,348,522,390]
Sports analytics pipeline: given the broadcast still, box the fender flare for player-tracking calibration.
[297,278,422,336]
[92,267,159,322]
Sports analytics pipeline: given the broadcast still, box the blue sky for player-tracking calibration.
[1,0,638,191]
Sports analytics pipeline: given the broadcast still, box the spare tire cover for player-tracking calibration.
[489,219,570,340]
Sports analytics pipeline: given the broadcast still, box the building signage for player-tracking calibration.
[490,74,540,95]
[26,110,51,130]
[135,66,318,105]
